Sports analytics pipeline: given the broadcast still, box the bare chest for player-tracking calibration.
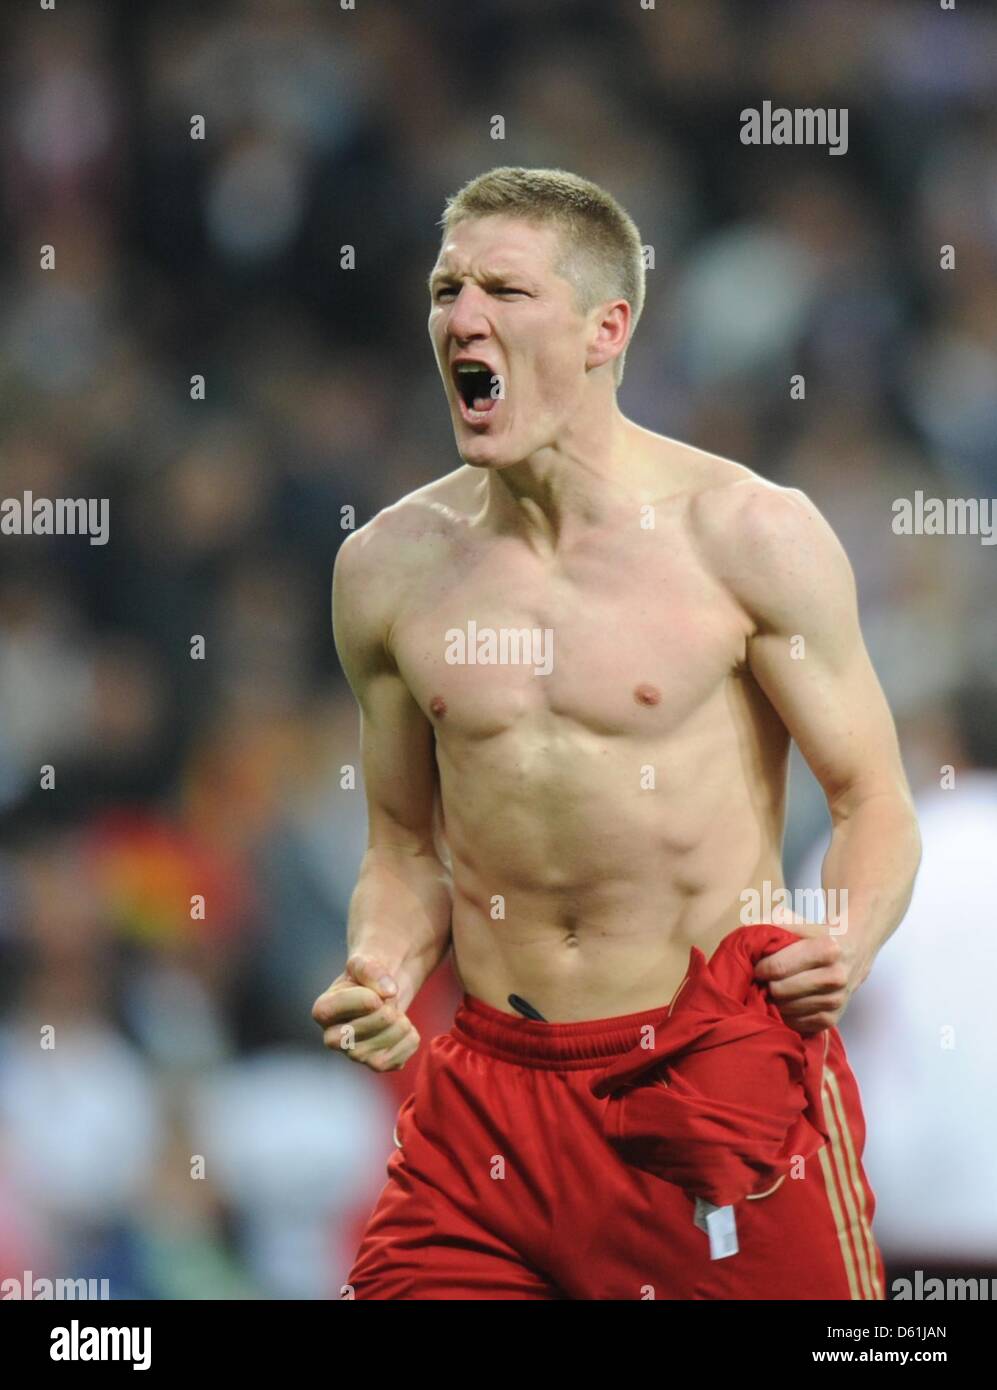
[390,534,749,740]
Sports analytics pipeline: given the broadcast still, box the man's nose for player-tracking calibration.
[446,284,491,342]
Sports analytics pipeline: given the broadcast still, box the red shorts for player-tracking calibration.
[346,993,885,1300]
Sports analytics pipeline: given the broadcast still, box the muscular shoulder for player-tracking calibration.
[337,466,479,576]
[682,458,855,633]
[333,467,483,665]
[342,466,482,564]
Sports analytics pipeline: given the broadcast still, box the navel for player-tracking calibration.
[429,694,448,718]
[634,683,661,707]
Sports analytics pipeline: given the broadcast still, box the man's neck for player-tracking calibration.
[481,408,650,554]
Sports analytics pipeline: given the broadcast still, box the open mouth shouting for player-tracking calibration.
[452,359,502,426]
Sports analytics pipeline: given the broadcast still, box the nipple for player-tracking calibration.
[634,683,661,707]
[429,695,448,718]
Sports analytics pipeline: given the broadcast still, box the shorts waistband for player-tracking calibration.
[452,993,672,1070]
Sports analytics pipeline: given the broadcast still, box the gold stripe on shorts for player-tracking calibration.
[817,1143,862,1299]
[823,1064,883,1298]
[814,1031,868,1299]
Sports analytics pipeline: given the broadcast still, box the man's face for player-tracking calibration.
[427,215,592,468]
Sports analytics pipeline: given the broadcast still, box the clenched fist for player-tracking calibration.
[312,955,421,1072]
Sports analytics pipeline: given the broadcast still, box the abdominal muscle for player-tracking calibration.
[440,739,790,1023]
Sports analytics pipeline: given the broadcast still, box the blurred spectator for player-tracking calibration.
[794,676,997,1269]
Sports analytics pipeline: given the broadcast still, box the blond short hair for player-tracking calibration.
[440,167,645,386]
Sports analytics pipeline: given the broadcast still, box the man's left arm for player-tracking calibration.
[724,482,922,1034]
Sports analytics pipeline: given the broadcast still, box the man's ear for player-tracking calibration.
[586,299,630,373]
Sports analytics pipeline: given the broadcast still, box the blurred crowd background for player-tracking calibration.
[0,0,994,1299]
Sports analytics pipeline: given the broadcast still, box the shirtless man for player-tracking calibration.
[313,168,921,1300]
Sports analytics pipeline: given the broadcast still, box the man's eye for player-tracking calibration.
[432,285,526,301]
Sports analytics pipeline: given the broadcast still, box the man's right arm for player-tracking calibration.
[312,522,453,1071]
